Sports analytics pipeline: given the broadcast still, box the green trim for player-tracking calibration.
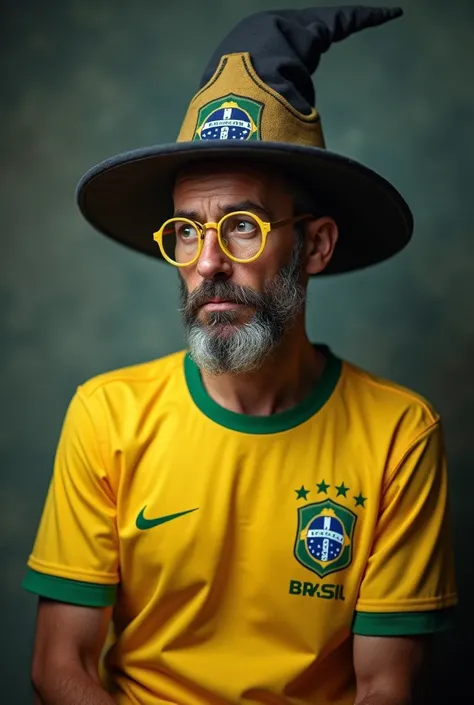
[22,568,117,607]
[184,345,342,434]
[352,608,456,636]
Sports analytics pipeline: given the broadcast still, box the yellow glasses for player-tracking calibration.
[153,211,311,267]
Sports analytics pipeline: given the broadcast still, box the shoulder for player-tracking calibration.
[60,350,189,449]
[338,355,440,444]
[77,350,187,399]
[70,350,189,424]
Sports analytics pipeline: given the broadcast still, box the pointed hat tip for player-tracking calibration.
[386,7,404,19]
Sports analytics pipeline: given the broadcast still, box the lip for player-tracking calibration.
[201,300,244,311]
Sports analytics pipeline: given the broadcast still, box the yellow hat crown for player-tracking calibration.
[178,52,325,148]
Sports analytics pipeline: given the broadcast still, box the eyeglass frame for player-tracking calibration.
[152,211,312,267]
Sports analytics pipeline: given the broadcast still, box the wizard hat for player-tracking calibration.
[77,6,413,275]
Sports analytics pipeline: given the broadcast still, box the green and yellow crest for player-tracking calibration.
[294,499,357,578]
[193,94,263,141]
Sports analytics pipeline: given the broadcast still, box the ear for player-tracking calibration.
[304,217,339,275]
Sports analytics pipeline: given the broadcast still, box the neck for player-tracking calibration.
[198,324,326,416]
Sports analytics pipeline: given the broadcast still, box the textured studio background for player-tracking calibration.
[1,0,473,702]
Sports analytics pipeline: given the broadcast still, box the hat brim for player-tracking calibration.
[76,140,413,275]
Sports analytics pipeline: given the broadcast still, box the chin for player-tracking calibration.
[202,309,246,327]
[207,322,240,339]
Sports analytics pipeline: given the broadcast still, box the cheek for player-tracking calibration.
[179,270,198,295]
[262,230,294,269]
[248,246,289,283]
[230,264,268,292]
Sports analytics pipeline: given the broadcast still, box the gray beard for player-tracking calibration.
[179,236,306,375]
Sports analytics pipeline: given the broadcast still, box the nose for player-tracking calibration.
[196,225,233,279]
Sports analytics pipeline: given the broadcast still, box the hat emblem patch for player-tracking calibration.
[193,95,263,141]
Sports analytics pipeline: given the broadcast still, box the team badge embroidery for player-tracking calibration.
[193,95,263,141]
[294,499,357,578]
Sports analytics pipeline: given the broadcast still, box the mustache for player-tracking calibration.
[180,280,265,317]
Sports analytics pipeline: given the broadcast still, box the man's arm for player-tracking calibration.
[353,633,429,705]
[31,597,115,705]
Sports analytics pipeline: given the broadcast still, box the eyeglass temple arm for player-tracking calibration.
[269,213,312,231]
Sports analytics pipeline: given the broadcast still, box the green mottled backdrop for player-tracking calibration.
[1,0,473,702]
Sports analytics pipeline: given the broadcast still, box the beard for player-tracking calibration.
[179,235,306,375]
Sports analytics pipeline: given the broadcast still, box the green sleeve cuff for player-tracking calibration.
[22,568,117,607]
[352,608,456,636]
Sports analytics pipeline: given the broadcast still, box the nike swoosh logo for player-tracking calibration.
[136,506,198,530]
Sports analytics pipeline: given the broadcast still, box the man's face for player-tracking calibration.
[174,163,307,375]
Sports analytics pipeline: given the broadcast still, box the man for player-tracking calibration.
[23,6,457,705]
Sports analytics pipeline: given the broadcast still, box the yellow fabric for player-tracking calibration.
[177,53,326,147]
[27,349,457,705]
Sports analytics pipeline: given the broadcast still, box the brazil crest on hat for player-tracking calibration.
[77,6,413,275]
[194,97,264,141]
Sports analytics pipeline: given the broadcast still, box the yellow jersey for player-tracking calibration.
[23,345,457,705]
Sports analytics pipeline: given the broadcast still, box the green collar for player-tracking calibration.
[183,345,342,434]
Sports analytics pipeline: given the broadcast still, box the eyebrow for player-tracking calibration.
[173,200,273,221]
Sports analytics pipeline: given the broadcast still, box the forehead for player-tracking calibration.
[173,162,289,204]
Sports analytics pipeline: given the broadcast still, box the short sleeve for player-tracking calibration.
[22,389,119,606]
[353,421,457,635]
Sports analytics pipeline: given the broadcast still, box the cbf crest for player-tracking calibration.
[294,499,357,578]
[193,95,263,141]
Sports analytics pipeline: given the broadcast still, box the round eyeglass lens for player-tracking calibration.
[161,219,199,264]
[220,213,263,260]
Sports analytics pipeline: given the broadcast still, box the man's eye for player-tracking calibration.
[236,220,255,232]
[177,223,197,239]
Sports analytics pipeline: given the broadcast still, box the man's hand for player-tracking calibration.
[31,598,115,705]
[353,634,429,705]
